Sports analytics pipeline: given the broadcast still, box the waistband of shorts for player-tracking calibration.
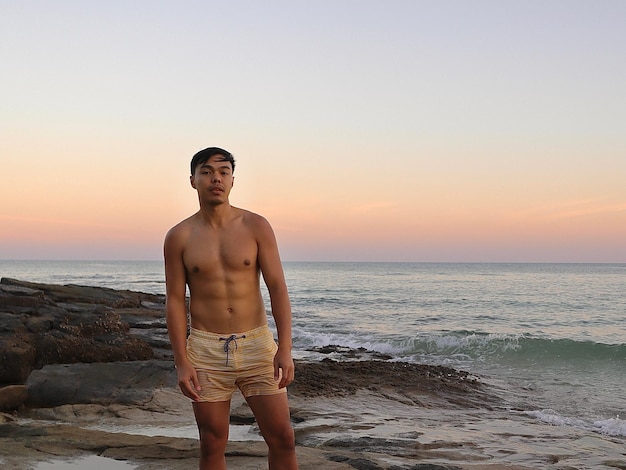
[189,324,271,341]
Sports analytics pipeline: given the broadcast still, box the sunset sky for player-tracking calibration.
[2,1,625,262]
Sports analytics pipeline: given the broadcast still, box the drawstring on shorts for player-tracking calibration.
[219,334,246,366]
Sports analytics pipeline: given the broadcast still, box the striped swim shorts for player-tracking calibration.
[186,324,286,402]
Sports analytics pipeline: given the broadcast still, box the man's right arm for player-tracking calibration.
[164,226,201,401]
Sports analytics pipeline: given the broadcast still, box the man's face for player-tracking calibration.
[190,154,234,205]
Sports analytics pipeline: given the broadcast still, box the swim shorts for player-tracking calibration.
[186,324,286,402]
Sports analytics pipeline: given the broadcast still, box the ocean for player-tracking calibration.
[1,260,625,444]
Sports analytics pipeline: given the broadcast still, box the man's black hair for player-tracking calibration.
[190,147,236,175]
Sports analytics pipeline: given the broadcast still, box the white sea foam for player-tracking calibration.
[594,416,626,437]
[524,410,626,437]
[293,327,406,356]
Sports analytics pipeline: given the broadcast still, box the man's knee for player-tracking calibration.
[267,424,296,450]
[198,427,229,455]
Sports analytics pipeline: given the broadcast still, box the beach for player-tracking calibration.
[2,359,625,469]
[0,361,584,470]
[1,264,625,469]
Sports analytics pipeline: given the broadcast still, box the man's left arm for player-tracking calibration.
[255,215,294,388]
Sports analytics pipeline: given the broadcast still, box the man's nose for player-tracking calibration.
[211,172,222,182]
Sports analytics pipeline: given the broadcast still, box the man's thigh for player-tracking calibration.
[193,400,232,438]
[245,393,292,436]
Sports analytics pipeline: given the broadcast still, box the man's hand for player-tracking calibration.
[176,361,201,401]
[274,346,295,389]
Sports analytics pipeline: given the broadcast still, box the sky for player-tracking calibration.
[1,0,625,262]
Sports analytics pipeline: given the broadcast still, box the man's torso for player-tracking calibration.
[181,208,267,334]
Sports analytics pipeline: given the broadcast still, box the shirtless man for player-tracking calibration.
[164,147,298,469]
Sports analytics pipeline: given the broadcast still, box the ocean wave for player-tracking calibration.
[292,328,626,364]
[293,328,406,356]
[523,409,626,438]
[413,332,626,362]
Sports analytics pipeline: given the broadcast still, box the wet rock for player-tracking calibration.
[0,339,36,383]
[290,359,495,409]
[0,412,17,424]
[0,385,28,411]
[26,360,177,407]
[392,465,463,470]
[1,278,163,308]
[0,278,166,385]
[338,458,384,470]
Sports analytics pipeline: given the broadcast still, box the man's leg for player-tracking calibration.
[246,393,298,469]
[192,400,231,470]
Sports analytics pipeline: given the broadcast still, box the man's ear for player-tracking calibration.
[190,175,196,189]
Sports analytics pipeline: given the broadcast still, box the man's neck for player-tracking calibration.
[198,202,234,227]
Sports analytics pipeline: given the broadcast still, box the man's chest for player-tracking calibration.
[184,230,258,274]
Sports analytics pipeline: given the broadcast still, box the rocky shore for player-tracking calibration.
[0,278,525,470]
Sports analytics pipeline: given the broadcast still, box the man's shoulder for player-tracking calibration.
[165,214,198,239]
[236,207,271,228]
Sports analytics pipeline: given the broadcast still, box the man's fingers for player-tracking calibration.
[179,370,201,401]
[278,363,294,388]
[274,350,295,388]
[181,381,201,401]
[190,371,202,391]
